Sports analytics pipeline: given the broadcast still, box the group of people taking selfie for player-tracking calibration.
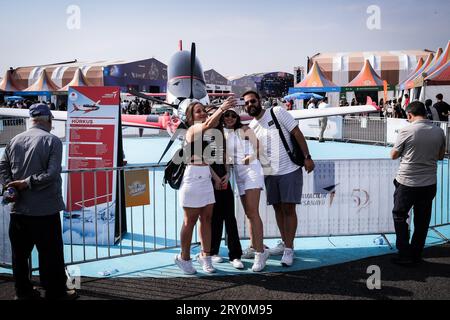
[175,91,315,275]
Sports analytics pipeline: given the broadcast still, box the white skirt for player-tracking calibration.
[179,165,215,208]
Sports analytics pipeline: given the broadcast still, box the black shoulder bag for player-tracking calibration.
[163,147,186,190]
[270,108,305,167]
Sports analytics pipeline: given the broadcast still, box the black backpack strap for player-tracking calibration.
[270,108,293,157]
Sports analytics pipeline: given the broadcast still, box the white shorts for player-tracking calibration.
[233,163,265,196]
[179,165,215,208]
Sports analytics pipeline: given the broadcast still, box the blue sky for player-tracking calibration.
[0,0,449,77]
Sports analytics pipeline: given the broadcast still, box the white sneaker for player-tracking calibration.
[242,245,270,259]
[269,240,286,256]
[174,254,197,275]
[196,254,216,273]
[281,248,295,267]
[242,247,256,259]
[211,255,224,263]
[230,259,244,269]
[252,249,269,272]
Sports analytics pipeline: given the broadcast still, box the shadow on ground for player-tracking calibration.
[1,243,449,300]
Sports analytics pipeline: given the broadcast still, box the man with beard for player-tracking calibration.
[243,90,315,267]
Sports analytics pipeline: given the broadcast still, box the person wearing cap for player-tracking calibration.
[222,107,268,272]
[0,104,77,300]
[203,106,244,270]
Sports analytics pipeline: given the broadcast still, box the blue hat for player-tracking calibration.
[29,103,53,118]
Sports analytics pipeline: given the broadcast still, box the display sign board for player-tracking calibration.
[63,86,120,245]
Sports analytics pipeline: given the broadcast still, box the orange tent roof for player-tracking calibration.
[401,53,434,90]
[295,61,338,88]
[423,41,450,78]
[398,57,424,87]
[24,70,60,92]
[0,70,20,91]
[58,68,93,91]
[345,60,385,87]
[425,60,450,85]
[407,47,443,89]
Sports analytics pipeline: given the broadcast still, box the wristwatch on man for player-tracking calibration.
[305,154,312,160]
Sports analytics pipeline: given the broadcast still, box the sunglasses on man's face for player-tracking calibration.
[224,112,237,119]
[244,99,258,106]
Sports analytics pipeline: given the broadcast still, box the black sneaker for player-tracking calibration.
[45,289,79,300]
[15,288,42,300]
[319,139,325,143]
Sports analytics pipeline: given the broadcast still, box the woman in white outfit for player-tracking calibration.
[223,108,269,272]
[175,97,236,275]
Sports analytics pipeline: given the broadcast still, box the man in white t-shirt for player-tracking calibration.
[243,90,315,267]
[317,97,331,142]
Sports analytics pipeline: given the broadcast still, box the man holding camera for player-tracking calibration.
[243,91,315,267]
[0,104,77,300]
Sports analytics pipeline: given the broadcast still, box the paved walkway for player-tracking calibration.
[1,243,449,300]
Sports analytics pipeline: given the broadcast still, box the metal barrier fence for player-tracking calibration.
[0,118,27,146]
[59,164,190,268]
[342,116,386,144]
[340,116,448,147]
[1,118,450,270]
[1,158,449,270]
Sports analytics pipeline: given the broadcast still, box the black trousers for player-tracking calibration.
[210,183,242,260]
[392,180,437,259]
[9,213,67,296]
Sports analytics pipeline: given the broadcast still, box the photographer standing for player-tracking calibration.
[0,104,77,300]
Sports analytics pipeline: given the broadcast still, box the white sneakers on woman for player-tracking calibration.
[174,254,197,275]
[281,248,295,267]
[211,255,224,263]
[230,259,245,269]
[196,254,217,273]
[252,249,270,272]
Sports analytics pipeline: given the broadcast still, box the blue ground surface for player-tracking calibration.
[1,138,449,278]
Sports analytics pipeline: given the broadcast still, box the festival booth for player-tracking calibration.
[418,41,450,101]
[288,61,340,108]
[405,47,443,100]
[343,60,393,106]
[397,53,434,98]
[420,60,450,102]
[396,57,424,98]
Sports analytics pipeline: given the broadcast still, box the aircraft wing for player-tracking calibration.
[0,108,166,129]
[0,108,67,121]
[288,105,379,120]
[0,104,378,130]
[121,114,169,129]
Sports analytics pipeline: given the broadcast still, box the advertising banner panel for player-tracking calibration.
[63,86,120,245]
[236,159,399,238]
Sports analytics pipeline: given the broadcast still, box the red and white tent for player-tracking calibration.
[23,70,60,92]
[58,68,93,91]
[0,70,21,92]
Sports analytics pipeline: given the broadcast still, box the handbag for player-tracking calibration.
[163,147,186,190]
[270,108,305,167]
